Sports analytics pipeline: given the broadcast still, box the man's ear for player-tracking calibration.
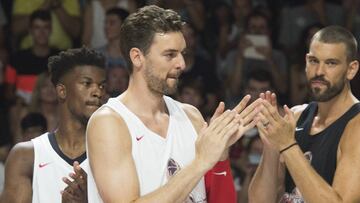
[56,83,66,100]
[130,48,144,72]
[347,60,359,80]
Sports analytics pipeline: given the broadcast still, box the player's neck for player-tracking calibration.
[121,78,168,117]
[316,88,358,124]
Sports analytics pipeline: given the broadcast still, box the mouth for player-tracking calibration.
[86,101,101,107]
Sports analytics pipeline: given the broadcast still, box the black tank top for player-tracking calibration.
[285,102,360,193]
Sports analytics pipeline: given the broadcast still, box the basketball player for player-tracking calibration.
[249,26,360,202]
[86,5,261,202]
[0,47,106,203]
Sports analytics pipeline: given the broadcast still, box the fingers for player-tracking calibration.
[71,162,87,192]
[210,102,225,123]
[233,95,251,113]
[261,100,282,122]
[238,98,262,120]
[212,110,237,134]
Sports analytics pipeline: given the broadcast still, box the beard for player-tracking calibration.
[308,75,345,102]
[144,64,179,95]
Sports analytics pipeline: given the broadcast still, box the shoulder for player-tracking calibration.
[180,102,205,133]
[340,113,360,152]
[87,106,131,141]
[6,141,34,176]
[291,104,308,121]
[88,106,127,129]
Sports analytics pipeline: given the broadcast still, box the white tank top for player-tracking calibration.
[87,96,207,202]
[32,133,88,203]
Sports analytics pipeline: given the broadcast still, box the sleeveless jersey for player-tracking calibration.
[281,102,360,202]
[32,132,87,203]
[87,96,207,202]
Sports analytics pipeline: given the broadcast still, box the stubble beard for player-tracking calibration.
[308,75,345,102]
[144,65,178,95]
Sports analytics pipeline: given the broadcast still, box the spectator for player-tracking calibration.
[278,0,344,53]
[103,64,129,102]
[29,72,59,132]
[20,112,47,142]
[82,0,137,48]
[11,0,81,50]
[5,10,59,104]
[180,22,221,117]
[220,10,287,103]
[96,7,129,68]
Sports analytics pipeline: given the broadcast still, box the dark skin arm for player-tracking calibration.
[0,142,34,203]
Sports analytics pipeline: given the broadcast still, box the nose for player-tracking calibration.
[91,84,104,98]
[315,62,325,76]
[177,53,186,71]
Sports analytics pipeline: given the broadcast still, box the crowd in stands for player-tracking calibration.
[1,0,360,201]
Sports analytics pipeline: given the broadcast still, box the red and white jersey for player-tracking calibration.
[87,96,207,202]
[32,133,88,203]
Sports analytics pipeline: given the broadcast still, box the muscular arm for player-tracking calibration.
[283,115,360,203]
[87,106,238,203]
[249,104,305,202]
[0,142,34,203]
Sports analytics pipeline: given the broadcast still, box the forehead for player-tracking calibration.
[31,19,51,26]
[106,14,121,21]
[308,40,347,60]
[149,32,186,52]
[248,78,270,88]
[65,65,105,81]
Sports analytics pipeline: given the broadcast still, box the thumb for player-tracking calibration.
[284,105,295,123]
[210,102,225,123]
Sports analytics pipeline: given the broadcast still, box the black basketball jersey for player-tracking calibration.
[285,102,360,193]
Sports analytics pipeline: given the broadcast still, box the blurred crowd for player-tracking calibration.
[0,0,360,201]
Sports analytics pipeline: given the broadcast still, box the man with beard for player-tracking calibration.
[249,25,360,202]
[0,47,106,203]
[86,5,261,203]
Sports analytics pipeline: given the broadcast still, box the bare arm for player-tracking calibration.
[254,96,360,202]
[53,3,81,39]
[0,142,34,203]
[81,3,93,47]
[87,106,239,202]
[11,15,30,37]
[282,115,360,203]
[249,93,304,202]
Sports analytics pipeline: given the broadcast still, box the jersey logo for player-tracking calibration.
[213,171,227,176]
[295,127,304,131]
[136,135,144,141]
[39,162,51,168]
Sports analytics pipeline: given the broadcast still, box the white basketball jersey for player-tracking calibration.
[32,133,88,203]
[87,96,207,202]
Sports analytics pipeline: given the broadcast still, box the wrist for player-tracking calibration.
[279,142,298,154]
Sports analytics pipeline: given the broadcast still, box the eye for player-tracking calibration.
[99,84,105,90]
[308,58,318,65]
[82,81,91,86]
[326,61,337,66]
[165,52,176,59]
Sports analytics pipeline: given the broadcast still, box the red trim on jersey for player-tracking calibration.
[205,159,237,203]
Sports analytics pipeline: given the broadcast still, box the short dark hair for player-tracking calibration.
[48,47,105,86]
[245,68,274,88]
[21,112,47,132]
[106,7,129,22]
[311,25,358,62]
[245,9,270,31]
[30,9,51,24]
[120,5,184,73]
